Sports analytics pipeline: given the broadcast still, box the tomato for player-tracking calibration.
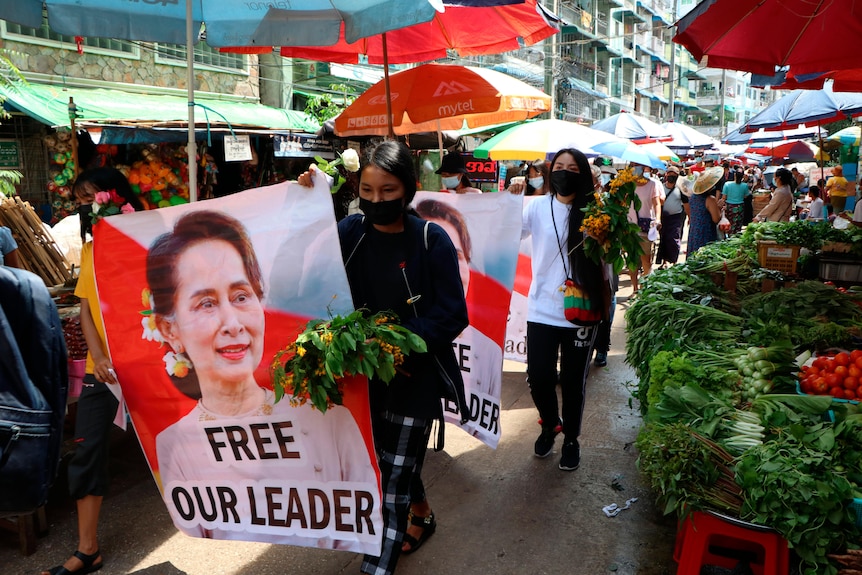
[849,365,861,379]
[807,366,821,377]
[835,365,849,378]
[844,389,857,400]
[844,376,858,390]
[814,378,829,394]
[856,355,862,370]
[813,357,829,370]
[835,352,851,367]
[851,349,862,363]
[830,386,845,397]
[826,373,842,388]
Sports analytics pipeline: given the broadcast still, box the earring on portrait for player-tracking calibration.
[163,350,193,378]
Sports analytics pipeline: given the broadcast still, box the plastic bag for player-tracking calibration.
[718,210,731,233]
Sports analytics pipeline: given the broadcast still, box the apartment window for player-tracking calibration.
[3,12,136,56]
[157,43,245,72]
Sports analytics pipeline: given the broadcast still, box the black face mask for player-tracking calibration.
[551,170,580,197]
[77,204,93,240]
[359,197,404,226]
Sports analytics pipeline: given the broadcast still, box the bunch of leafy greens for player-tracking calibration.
[636,422,744,517]
[271,310,426,413]
[642,350,736,415]
[736,416,862,575]
[740,281,862,351]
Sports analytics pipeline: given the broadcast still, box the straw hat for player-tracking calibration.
[693,166,724,195]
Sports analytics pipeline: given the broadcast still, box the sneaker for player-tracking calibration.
[594,352,608,367]
[534,425,560,458]
[559,441,580,471]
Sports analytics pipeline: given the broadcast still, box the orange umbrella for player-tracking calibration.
[333,64,550,138]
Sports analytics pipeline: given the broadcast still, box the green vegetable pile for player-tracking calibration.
[627,227,862,574]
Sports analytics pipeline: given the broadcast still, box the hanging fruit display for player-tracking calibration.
[45,136,193,222]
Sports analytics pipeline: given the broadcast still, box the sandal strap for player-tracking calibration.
[409,511,435,527]
[72,549,100,566]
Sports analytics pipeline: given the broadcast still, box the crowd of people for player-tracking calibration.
[31,141,862,575]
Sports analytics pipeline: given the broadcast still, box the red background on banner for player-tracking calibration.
[93,221,376,480]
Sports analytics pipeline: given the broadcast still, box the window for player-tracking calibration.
[3,11,136,56]
[157,42,245,72]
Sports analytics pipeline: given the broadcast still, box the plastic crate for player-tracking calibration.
[756,241,800,274]
[851,498,862,528]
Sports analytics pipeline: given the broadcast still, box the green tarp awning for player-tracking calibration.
[0,82,320,133]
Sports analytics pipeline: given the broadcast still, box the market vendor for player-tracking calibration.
[754,168,794,222]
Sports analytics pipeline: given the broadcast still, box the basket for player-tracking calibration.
[756,241,800,274]
[752,193,771,213]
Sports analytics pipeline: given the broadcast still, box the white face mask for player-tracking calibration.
[441,175,461,189]
[528,176,544,190]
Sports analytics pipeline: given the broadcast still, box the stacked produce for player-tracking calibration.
[120,144,190,210]
[627,221,862,575]
[61,314,88,360]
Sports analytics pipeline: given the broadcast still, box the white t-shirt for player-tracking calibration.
[808,198,825,220]
[521,194,576,328]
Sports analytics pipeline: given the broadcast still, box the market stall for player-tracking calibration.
[627,220,862,575]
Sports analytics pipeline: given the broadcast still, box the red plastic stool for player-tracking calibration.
[674,510,789,575]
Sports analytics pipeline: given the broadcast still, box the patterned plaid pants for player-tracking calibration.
[361,411,432,575]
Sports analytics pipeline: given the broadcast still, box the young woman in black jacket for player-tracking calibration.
[301,140,468,575]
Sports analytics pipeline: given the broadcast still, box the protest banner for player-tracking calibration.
[93,177,382,554]
[504,196,538,364]
[412,191,522,448]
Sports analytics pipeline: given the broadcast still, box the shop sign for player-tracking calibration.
[274,134,335,159]
[224,134,252,162]
[462,154,497,183]
[0,140,21,169]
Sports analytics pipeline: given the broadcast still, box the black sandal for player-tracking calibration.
[401,511,436,554]
[45,550,103,575]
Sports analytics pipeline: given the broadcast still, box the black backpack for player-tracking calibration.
[0,267,67,514]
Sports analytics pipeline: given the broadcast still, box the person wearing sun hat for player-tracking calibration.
[436,152,482,194]
[687,166,725,255]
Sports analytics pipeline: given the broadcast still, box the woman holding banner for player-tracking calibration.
[520,148,610,472]
[147,210,377,553]
[42,168,144,575]
[301,140,469,575]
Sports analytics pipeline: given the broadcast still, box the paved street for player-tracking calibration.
[2,278,678,575]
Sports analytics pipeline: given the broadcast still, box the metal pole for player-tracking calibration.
[544,0,559,118]
[187,0,197,202]
[719,69,727,139]
[667,0,679,121]
[382,33,395,140]
[68,97,79,180]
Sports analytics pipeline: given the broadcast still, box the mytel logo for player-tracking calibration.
[368,92,400,106]
[433,81,471,97]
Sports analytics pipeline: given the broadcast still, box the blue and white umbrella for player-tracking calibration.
[591,140,666,170]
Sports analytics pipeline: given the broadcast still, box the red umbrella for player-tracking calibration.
[674,0,862,76]
[744,140,823,162]
[223,0,560,138]
[229,0,559,65]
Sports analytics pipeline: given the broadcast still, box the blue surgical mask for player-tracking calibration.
[600,174,612,186]
[528,176,544,190]
[441,175,461,189]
